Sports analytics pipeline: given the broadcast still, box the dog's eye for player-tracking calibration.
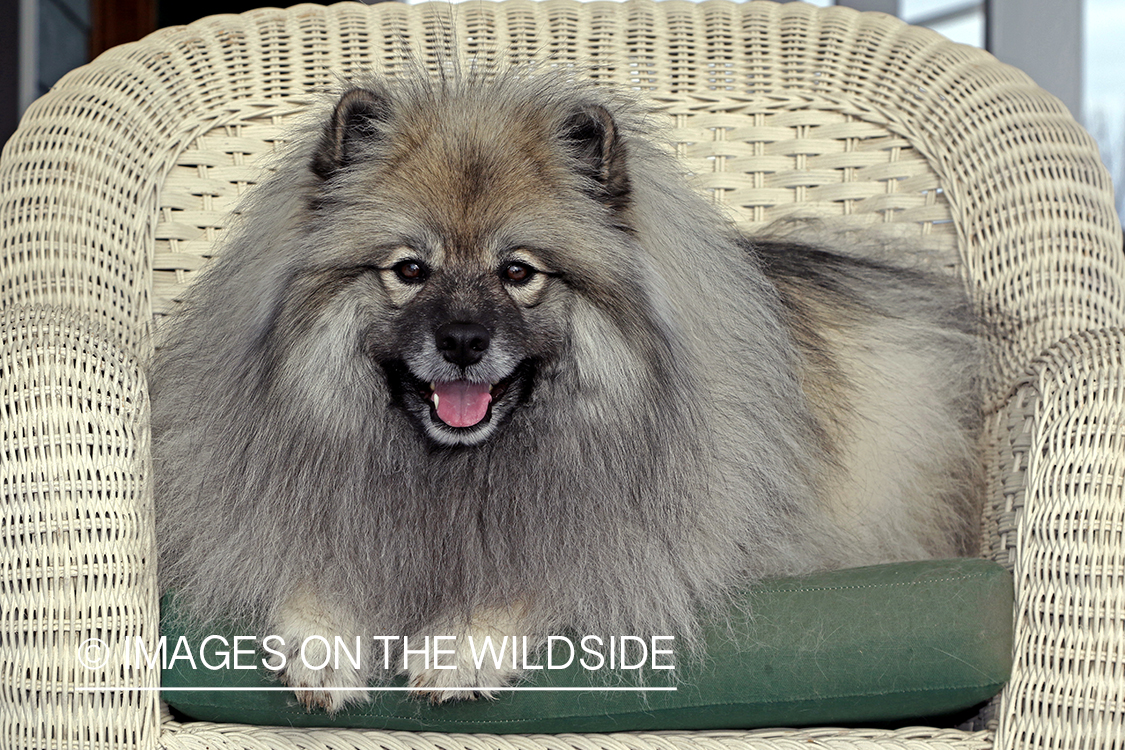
[393,260,428,284]
[501,262,535,284]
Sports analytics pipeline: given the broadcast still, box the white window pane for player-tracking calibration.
[1085,0,1125,223]
[924,8,984,48]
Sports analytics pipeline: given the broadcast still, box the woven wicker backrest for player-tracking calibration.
[2,2,1123,749]
[6,0,1123,381]
[6,2,1122,394]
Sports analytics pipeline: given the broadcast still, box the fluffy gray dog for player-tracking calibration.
[152,70,982,711]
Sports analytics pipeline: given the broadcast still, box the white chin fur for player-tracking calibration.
[422,414,499,446]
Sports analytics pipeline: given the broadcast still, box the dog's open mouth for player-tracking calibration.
[426,372,520,428]
[383,361,531,443]
[430,380,492,427]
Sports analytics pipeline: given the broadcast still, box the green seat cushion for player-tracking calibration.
[161,558,1013,732]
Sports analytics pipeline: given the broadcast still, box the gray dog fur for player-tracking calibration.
[152,69,983,710]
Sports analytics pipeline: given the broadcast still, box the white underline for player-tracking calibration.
[75,686,677,692]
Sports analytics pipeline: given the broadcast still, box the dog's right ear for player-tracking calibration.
[311,88,391,180]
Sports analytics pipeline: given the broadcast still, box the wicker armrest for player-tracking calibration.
[0,306,159,746]
[986,327,1125,748]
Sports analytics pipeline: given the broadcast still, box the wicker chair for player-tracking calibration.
[2,1,1122,748]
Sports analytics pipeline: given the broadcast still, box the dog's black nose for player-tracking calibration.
[435,322,491,367]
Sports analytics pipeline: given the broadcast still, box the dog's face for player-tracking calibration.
[297,82,635,446]
[368,241,561,447]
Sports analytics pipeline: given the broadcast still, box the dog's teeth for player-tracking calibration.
[432,392,440,408]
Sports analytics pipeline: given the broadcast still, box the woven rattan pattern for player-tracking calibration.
[2,2,1123,749]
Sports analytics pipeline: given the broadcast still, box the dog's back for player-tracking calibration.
[752,238,983,565]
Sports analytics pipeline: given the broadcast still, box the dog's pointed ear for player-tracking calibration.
[561,104,631,213]
[311,88,391,180]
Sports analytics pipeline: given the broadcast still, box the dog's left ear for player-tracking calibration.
[561,104,631,214]
[311,87,391,180]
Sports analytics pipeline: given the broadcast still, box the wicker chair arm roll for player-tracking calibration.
[986,326,1125,750]
[0,306,160,746]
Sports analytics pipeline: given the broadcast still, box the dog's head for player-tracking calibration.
[292,78,661,447]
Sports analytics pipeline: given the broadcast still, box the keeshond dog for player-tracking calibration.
[152,69,982,712]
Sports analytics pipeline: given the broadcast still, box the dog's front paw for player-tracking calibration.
[271,589,370,714]
[277,639,370,713]
[407,608,529,703]
[408,650,524,703]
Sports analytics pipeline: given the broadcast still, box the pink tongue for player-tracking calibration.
[433,380,492,428]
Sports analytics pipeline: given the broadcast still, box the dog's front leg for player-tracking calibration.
[271,586,371,713]
[406,605,536,703]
